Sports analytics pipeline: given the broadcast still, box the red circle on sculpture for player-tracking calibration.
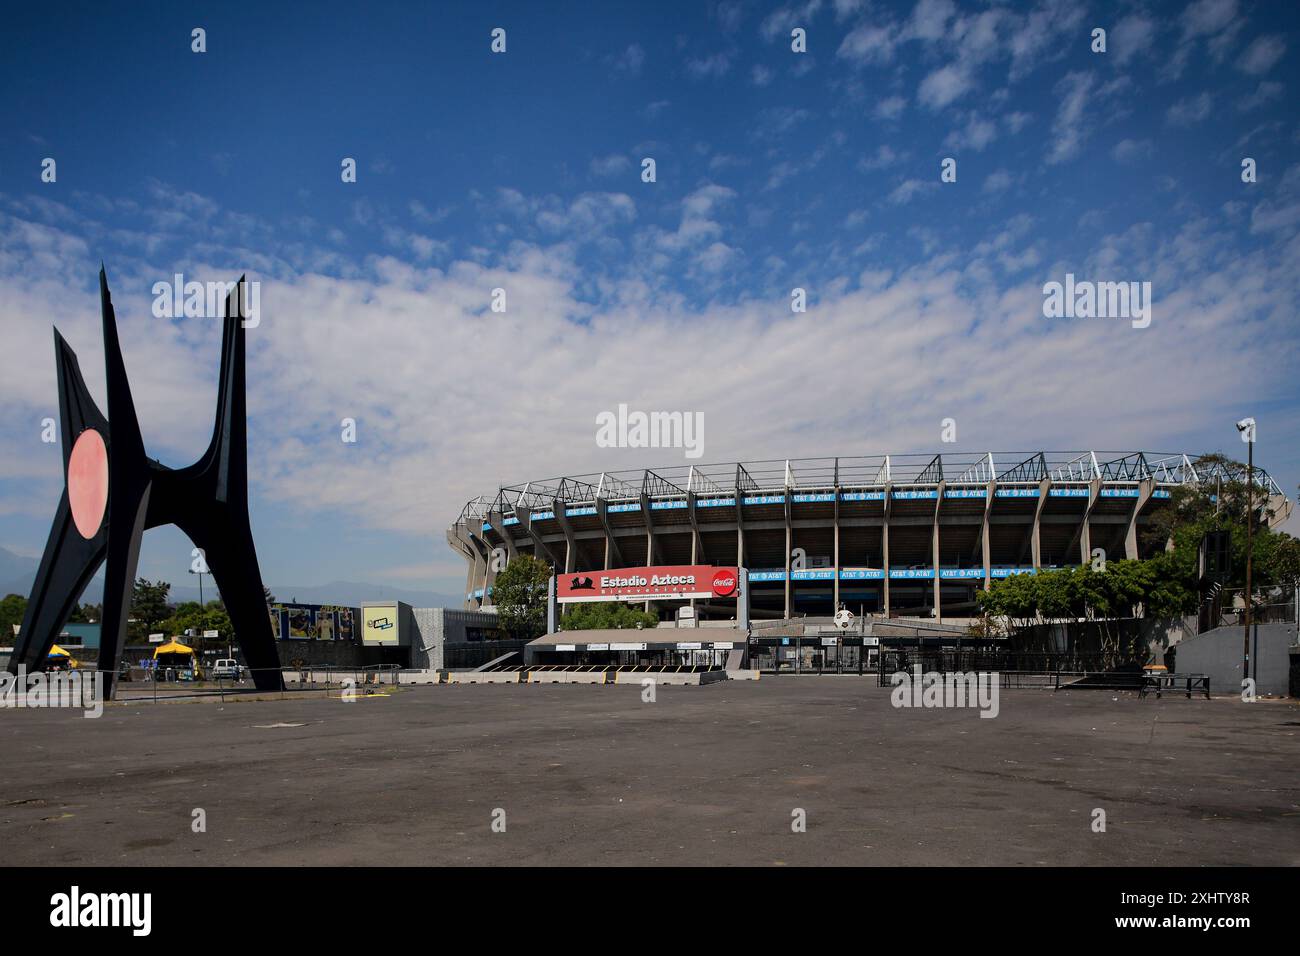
[68,429,108,540]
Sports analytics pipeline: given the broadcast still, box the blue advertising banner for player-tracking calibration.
[270,602,361,642]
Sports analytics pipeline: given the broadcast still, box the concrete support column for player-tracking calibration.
[597,498,622,570]
[1032,479,1048,569]
[735,489,745,569]
[555,500,577,574]
[1079,478,1101,565]
[832,487,841,610]
[932,480,945,624]
[883,482,892,617]
[1125,480,1154,559]
[783,494,792,619]
[982,481,994,592]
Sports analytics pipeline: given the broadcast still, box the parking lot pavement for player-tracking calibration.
[0,680,1296,866]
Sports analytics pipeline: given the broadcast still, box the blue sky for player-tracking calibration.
[1,0,1297,600]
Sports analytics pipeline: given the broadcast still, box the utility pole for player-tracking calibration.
[1236,418,1256,687]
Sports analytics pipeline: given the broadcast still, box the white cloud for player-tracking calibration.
[982,170,1012,193]
[838,22,897,65]
[857,145,902,172]
[918,64,973,109]
[1237,81,1283,111]
[607,43,645,76]
[590,154,632,177]
[909,0,955,42]
[1166,92,1214,127]
[874,95,906,120]
[944,114,997,152]
[4,175,1300,592]
[1046,72,1094,165]
[684,51,733,79]
[1111,139,1153,164]
[887,179,937,205]
[760,1,824,43]
[1238,34,1286,75]
[1110,13,1158,65]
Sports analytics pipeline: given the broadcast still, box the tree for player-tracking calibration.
[1141,453,1299,596]
[159,600,232,647]
[561,601,658,631]
[128,579,171,641]
[491,555,553,640]
[0,593,27,641]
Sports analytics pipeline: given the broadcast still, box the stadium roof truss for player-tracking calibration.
[460,450,1288,530]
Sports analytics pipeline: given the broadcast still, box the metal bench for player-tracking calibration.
[1139,673,1211,700]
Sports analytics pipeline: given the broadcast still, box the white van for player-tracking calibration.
[210,659,242,680]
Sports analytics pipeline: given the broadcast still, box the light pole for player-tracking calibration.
[1236,418,1256,687]
[189,566,206,607]
[189,564,209,651]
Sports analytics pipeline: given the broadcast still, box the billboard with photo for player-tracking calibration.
[269,602,362,642]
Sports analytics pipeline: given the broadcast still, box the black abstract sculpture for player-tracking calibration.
[8,269,281,695]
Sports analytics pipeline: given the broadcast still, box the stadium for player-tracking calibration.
[448,451,1291,622]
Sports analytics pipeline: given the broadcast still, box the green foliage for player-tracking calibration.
[982,453,1300,638]
[560,601,659,631]
[158,600,232,645]
[67,602,101,623]
[491,555,553,640]
[0,593,27,640]
[1142,452,1299,592]
[128,578,171,641]
[978,559,1200,631]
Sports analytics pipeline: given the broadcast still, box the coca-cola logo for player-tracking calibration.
[711,569,738,597]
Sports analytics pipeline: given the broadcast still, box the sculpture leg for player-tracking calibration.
[10,494,106,674]
[96,485,151,699]
[190,527,282,691]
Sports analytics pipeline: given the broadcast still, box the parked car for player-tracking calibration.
[209,659,243,681]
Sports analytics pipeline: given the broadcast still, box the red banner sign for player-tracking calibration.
[557,565,740,603]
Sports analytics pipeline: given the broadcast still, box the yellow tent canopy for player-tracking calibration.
[46,644,81,668]
[152,640,195,658]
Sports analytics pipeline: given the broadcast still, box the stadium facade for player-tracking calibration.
[447,452,1290,622]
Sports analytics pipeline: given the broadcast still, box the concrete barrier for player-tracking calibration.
[446,671,522,684]
[398,670,440,685]
[727,669,761,681]
[612,670,724,685]
[526,670,610,684]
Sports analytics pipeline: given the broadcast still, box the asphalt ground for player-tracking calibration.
[0,678,1296,866]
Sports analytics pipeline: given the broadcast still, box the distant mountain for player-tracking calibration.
[0,548,467,608]
[0,545,461,610]
[0,546,42,600]
[199,580,461,609]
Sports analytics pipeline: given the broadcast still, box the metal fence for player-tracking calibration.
[876,650,1125,687]
[1199,587,1297,633]
[443,640,528,670]
[88,664,404,702]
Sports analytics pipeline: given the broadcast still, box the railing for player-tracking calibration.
[875,650,1135,687]
[1198,587,1297,633]
[26,664,407,703]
